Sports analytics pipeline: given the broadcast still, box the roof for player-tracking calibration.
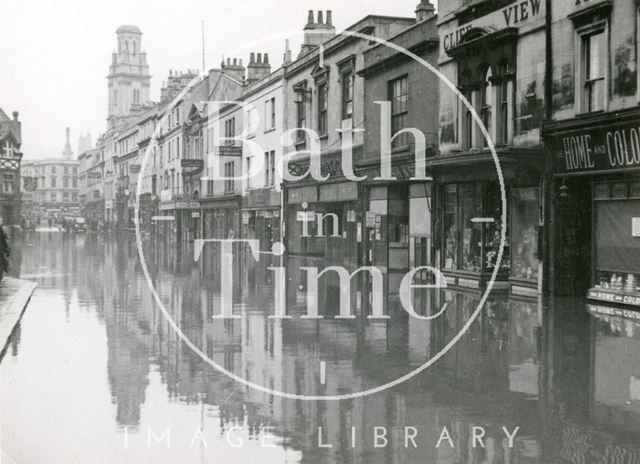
[116,25,142,35]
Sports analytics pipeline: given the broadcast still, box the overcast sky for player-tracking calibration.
[0,0,437,160]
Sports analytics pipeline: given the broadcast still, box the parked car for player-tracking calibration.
[72,217,87,233]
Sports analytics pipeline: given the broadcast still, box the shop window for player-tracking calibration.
[582,29,606,113]
[443,184,458,270]
[317,82,328,136]
[389,75,409,149]
[460,183,482,272]
[441,181,510,274]
[511,187,540,280]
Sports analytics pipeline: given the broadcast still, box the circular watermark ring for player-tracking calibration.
[134,28,506,401]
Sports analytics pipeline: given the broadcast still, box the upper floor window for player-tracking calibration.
[265,151,275,187]
[317,83,328,136]
[481,67,494,147]
[583,29,606,113]
[225,118,236,145]
[296,100,306,144]
[224,161,235,193]
[389,76,409,149]
[265,97,276,130]
[342,70,354,120]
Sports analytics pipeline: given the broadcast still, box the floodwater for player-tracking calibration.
[1,231,640,463]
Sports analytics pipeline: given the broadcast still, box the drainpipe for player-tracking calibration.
[543,0,553,301]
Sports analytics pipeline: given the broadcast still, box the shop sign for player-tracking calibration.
[633,218,640,237]
[588,304,640,321]
[216,145,242,156]
[296,211,314,222]
[191,212,200,218]
[587,289,640,308]
[347,210,357,223]
[242,211,251,224]
[441,0,544,54]
[365,211,377,228]
[129,164,141,174]
[550,120,640,175]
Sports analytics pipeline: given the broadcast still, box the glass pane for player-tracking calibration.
[444,184,458,270]
[511,187,540,280]
[460,183,482,272]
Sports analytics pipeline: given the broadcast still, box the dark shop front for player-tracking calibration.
[545,107,640,307]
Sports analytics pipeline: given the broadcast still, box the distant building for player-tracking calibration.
[0,108,23,225]
[77,132,93,156]
[21,128,80,219]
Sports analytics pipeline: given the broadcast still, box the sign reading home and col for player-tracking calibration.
[548,116,640,175]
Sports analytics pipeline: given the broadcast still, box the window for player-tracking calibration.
[51,177,56,188]
[63,192,69,201]
[463,88,473,150]
[296,99,306,144]
[2,174,14,193]
[63,177,69,188]
[583,30,606,113]
[499,65,510,144]
[133,89,139,104]
[265,151,275,187]
[113,89,118,107]
[64,166,69,174]
[225,118,236,145]
[389,76,409,148]
[317,83,328,136]
[224,162,235,193]
[176,138,180,158]
[72,177,77,188]
[246,156,252,189]
[51,166,56,174]
[50,192,57,202]
[341,70,354,119]
[265,98,276,130]
[481,67,493,147]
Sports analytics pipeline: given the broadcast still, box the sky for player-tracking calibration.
[0,0,437,160]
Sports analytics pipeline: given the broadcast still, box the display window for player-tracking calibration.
[439,181,511,275]
[510,187,541,281]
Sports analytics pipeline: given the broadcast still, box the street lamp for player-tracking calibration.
[293,86,312,104]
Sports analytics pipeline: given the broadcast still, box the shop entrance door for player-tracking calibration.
[553,177,592,296]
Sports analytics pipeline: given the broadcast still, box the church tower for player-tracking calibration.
[107,25,151,129]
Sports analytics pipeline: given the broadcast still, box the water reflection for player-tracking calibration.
[0,232,639,463]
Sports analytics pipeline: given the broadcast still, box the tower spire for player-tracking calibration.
[62,127,73,159]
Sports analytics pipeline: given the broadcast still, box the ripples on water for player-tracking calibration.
[1,231,639,464]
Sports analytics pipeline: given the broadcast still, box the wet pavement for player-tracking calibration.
[1,231,640,463]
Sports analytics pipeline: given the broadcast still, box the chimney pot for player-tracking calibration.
[239,58,243,67]
[317,10,324,25]
[307,10,314,24]
[257,53,262,64]
[233,58,237,66]
[326,10,333,26]
[263,53,269,64]
[250,52,255,63]
[12,111,18,121]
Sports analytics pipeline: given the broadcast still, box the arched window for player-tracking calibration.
[481,67,493,147]
[132,41,137,54]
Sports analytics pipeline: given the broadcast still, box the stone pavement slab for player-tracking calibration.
[0,277,37,359]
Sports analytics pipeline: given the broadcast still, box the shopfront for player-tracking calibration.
[430,155,543,297]
[545,107,640,306]
[284,152,362,316]
[356,154,433,315]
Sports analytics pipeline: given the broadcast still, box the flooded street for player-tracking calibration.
[1,231,640,464]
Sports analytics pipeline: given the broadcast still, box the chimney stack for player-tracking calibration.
[415,0,435,22]
[222,56,246,82]
[12,111,18,121]
[247,51,272,84]
[283,39,292,65]
[301,10,336,56]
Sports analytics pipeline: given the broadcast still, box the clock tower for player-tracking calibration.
[107,25,151,128]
